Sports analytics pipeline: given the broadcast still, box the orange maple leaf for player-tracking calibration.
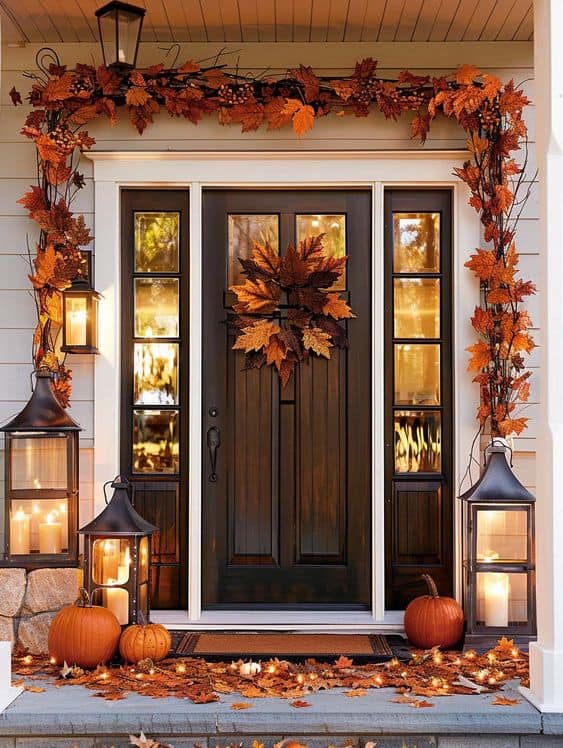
[177,59,201,73]
[334,655,354,669]
[231,702,252,710]
[126,86,151,106]
[455,64,481,85]
[290,699,312,708]
[494,184,514,213]
[323,293,355,320]
[465,249,497,281]
[284,99,315,137]
[265,97,294,130]
[302,327,332,358]
[467,340,491,371]
[471,307,494,334]
[265,336,287,370]
[492,695,520,706]
[231,279,280,314]
[498,417,528,437]
[232,320,281,352]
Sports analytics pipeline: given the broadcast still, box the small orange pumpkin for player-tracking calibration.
[404,574,464,650]
[119,615,172,663]
[48,588,121,668]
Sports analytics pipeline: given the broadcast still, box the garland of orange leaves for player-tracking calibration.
[11,52,534,436]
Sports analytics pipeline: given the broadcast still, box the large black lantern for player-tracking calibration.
[0,369,81,567]
[61,253,101,354]
[461,441,536,638]
[79,477,156,625]
[95,1,145,70]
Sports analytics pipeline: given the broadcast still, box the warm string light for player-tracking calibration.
[23,655,33,665]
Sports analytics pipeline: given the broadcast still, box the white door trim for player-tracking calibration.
[87,150,479,629]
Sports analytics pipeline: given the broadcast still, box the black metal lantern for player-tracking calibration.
[0,369,81,567]
[461,441,536,639]
[61,252,101,354]
[79,477,156,625]
[95,1,145,70]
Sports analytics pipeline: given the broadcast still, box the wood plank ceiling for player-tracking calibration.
[0,0,533,45]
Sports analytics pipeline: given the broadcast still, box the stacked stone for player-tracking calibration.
[0,568,81,654]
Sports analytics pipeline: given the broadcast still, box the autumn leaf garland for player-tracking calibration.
[230,235,354,386]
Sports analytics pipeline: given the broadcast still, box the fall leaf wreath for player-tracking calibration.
[229,235,354,386]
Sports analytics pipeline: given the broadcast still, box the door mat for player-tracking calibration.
[171,632,406,662]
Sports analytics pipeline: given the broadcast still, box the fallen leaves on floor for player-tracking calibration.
[129,732,172,748]
[11,637,528,708]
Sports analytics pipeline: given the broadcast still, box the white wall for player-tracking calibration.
[0,40,536,532]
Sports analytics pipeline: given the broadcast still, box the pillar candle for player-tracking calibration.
[10,509,30,554]
[104,584,128,625]
[39,514,62,554]
[484,572,509,627]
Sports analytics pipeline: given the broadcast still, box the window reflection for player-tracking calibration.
[135,212,179,272]
[393,213,440,273]
[394,343,440,405]
[228,214,279,285]
[394,278,440,338]
[296,214,346,289]
[134,278,179,338]
[134,343,179,405]
[133,410,179,474]
[394,410,441,473]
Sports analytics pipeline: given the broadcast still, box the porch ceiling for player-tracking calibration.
[0,0,533,46]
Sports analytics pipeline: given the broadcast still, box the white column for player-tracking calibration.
[0,642,23,712]
[525,0,563,712]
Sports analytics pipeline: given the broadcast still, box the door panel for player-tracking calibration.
[202,189,372,608]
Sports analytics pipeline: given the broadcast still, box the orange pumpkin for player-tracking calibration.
[48,588,121,668]
[404,574,464,649]
[119,617,172,663]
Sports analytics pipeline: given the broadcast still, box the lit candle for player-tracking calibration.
[104,582,129,625]
[10,508,30,554]
[39,512,62,554]
[102,539,120,581]
[239,661,261,676]
[117,546,131,584]
[481,549,500,563]
[67,298,88,347]
[484,572,509,627]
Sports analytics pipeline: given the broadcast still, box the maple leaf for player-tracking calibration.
[344,688,367,697]
[494,184,514,213]
[42,74,73,103]
[496,637,516,654]
[18,186,46,216]
[126,86,151,106]
[233,320,281,352]
[465,249,497,281]
[230,102,265,132]
[231,279,281,313]
[231,702,253,710]
[334,655,354,669]
[30,244,58,289]
[250,241,281,278]
[178,59,201,73]
[330,79,359,101]
[45,292,63,325]
[35,134,66,166]
[9,86,22,106]
[289,65,320,102]
[129,732,169,747]
[265,97,294,130]
[68,104,99,125]
[323,293,355,320]
[280,245,310,287]
[467,340,491,371]
[279,356,297,388]
[455,64,481,85]
[492,695,520,706]
[290,699,312,708]
[300,234,326,263]
[353,57,377,79]
[410,699,434,708]
[284,99,315,137]
[498,416,528,437]
[471,307,494,334]
[265,336,287,371]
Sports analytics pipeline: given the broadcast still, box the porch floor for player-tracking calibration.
[3,676,563,747]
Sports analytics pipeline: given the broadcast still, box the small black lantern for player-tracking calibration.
[61,252,101,354]
[0,369,81,567]
[79,477,156,625]
[95,1,145,70]
[461,441,536,638]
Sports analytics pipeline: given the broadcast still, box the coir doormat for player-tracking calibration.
[171,632,406,662]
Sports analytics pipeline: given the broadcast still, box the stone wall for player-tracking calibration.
[0,568,82,654]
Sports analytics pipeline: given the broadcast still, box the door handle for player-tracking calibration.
[207,426,221,482]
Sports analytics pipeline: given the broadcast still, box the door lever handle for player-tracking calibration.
[207,426,221,482]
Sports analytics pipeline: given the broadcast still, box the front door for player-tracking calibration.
[202,189,372,608]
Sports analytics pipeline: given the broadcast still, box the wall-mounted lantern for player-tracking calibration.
[95,1,145,70]
[461,441,536,639]
[0,369,81,567]
[61,252,101,354]
[79,477,156,625]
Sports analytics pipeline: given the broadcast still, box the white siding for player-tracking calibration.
[0,40,536,527]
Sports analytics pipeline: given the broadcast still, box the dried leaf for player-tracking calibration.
[344,688,367,697]
[322,293,355,320]
[491,695,520,706]
[302,327,332,359]
[334,655,354,669]
[231,702,253,710]
[232,320,281,352]
[290,699,312,708]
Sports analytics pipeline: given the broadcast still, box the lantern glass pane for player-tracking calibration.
[296,214,346,289]
[139,582,149,619]
[139,536,149,583]
[92,538,132,585]
[10,435,68,490]
[227,214,279,286]
[134,212,180,272]
[476,571,529,628]
[394,343,440,405]
[394,410,441,473]
[97,11,118,65]
[476,508,529,563]
[92,586,129,625]
[393,212,440,273]
[9,499,68,555]
[117,8,142,65]
[134,343,179,405]
[64,295,89,347]
[394,278,440,338]
[133,409,179,473]
[134,278,179,338]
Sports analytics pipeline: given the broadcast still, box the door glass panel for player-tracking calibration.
[228,214,279,285]
[393,213,440,273]
[134,343,179,405]
[394,278,440,338]
[134,212,180,272]
[394,343,440,405]
[133,409,179,474]
[296,214,346,289]
[134,278,179,338]
[394,410,441,473]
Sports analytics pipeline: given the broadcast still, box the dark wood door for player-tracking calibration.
[202,189,372,608]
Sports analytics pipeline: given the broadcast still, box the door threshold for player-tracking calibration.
[151,609,404,632]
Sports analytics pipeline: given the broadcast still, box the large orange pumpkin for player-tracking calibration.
[404,574,464,649]
[48,588,121,668]
[119,617,172,663]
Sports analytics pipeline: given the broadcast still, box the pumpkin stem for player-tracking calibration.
[422,574,439,598]
[76,587,92,607]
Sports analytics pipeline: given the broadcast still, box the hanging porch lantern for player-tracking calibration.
[0,369,81,567]
[95,1,145,70]
[461,441,536,639]
[79,477,156,626]
[61,252,101,354]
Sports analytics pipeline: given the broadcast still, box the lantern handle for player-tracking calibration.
[102,476,137,506]
[486,437,514,468]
